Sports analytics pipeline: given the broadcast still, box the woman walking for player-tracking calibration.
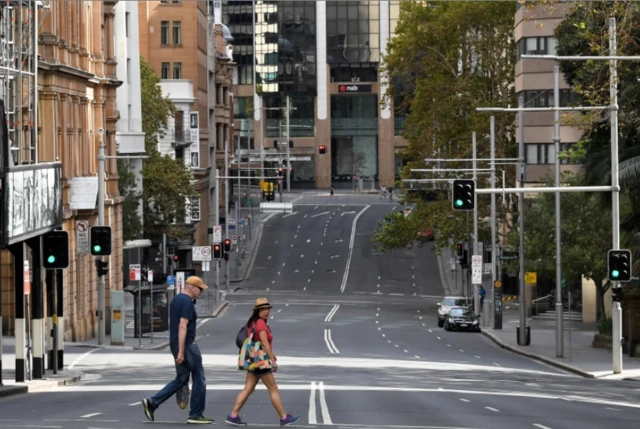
[225,298,300,427]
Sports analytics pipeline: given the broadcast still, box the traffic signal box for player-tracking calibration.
[90,225,113,256]
[608,249,632,282]
[452,179,475,211]
[42,230,70,270]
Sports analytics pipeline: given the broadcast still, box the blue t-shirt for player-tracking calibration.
[169,293,197,347]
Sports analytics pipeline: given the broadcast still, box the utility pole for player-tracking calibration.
[224,138,230,290]
[97,129,106,345]
[489,116,497,329]
[286,96,291,192]
[518,96,527,346]
[553,67,564,356]
[472,132,480,316]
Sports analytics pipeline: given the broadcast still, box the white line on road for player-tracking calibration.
[459,398,471,403]
[314,205,318,210]
[606,407,620,411]
[437,336,441,340]
[68,348,99,370]
[129,402,142,406]
[319,382,333,424]
[485,407,500,412]
[459,349,464,353]
[325,304,340,322]
[493,362,502,367]
[414,355,420,359]
[447,344,452,347]
[404,350,409,353]
[282,263,286,267]
[80,413,102,418]
[340,205,370,293]
[308,382,317,424]
[324,329,339,353]
[475,356,481,359]
[278,309,282,313]
[533,424,553,429]
[312,211,331,218]
[283,212,297,218]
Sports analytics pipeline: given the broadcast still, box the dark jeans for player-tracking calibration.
[149,342,206,418]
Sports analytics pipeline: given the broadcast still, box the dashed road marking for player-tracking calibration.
[459,398,470,403]
[485,407,500,412]
[80,413,103,418]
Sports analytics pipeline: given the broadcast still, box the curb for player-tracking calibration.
[241,222,264,282]
[437,253,452,295]
[481,329,595,378]
[211,301,229,318]
[0,385,28,398]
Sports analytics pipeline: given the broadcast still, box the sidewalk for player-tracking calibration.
[439,250,640,381]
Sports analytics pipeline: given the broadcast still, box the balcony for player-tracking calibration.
[167,128,192,147]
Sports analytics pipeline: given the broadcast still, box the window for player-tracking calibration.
[127,59,131,83]
[161,21,169,45]
[173,62,181,79]
[161,62,170,79]
[173,21,181,45]
[516,36,557,61]
[517,89,579,108]
[125,12,130,37]
[223,87,229,106]
[172,0,182,3]
[190,196,201,221]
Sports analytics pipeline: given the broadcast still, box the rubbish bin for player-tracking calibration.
[516,326,531,346]
[125,285,169,338]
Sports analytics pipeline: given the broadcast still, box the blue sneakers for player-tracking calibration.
[280,414,301,427]
[225,414,248,426]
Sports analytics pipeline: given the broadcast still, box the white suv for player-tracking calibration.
[437,295,470,327]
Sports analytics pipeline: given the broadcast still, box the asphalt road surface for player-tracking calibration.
[2,196,640,428]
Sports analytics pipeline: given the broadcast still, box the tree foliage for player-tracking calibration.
[375,1,518,253]
[554,0,640,271]
[140,57,195,241]
[506,173,612,318]
[117,159,142,241]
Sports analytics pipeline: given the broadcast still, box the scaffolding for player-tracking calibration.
[0,1,48,166]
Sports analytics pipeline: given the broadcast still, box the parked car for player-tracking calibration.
[437,295,470,327]
[443,307,481,332]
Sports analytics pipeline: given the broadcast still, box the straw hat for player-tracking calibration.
[186,276,208,290]
[253,297,272,310]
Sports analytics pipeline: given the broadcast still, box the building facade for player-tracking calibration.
[115,1,146,219]
[514,2,582,185]
[2,0,124,343]
[223,0,405,189]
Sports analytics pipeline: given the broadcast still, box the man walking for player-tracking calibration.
[142,276,214,424]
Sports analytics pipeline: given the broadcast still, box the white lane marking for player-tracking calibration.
[129,401,142,406]
[301,254,304,258]
[312,211,331,218]
[606,407,620,411]
[341,211,357,216]
[286,304,290,307]
[382,334,386,337]
[80,413,102,418]
[378,327,382,331]
[282,263,286,267]
[314,205,318,210]
[307,239,311,243]
[340,205,370,293]
[475,356,481,359]
[308,382,317,424]
[294,270,299,273]
[389,293,404,296]
[428,329,432,333]
[485,407,500,412]
[324,329,339,354]
[319,382,333,424]
[459,398,471,403]
[304,214,308,219]
[278,309,282,313]
[312,270,315,274]
[437,336,441,340]
[283,212,297,218]
[325,304,340,322]
[414,355,420,359]
[291,244,294,248]
[268,256,272,260]
[395,345,399,348]
[277,271,281,275]
[533,425,553,429]
[459,349,464,353]
[303,287,307,291]
[493,362,501,366]
[308,279,311,283]
[68,348,99,370]
[404,350,409,353]
[271,280,275,284]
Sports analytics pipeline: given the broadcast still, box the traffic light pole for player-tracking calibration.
[489,116,497,329]
[518,95,527,347]
[225,137,230,291]
[97,132,106,345]
[472,132,480,316]
[286,96,291,193]
[553,68,564,357]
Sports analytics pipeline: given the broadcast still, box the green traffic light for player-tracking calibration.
[93,245,102,253]
[47,255,56,264]
[612,269,620,278]
[455,199,464,207]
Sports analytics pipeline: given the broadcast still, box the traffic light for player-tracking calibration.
[213,243,222,259]
[42,230,69,269]
[319,144,327,154]
[224,238,231,252]
[612,286,625,302]
[278,168,284,177]
[456,243,464,258]
[90,225,112,256]
[452,179,475,211]
[95,259,109,277]
[608,249,632,282]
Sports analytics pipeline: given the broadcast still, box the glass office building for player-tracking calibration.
[223,1,403,188]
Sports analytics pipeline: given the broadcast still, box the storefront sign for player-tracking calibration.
[338,84,372,93]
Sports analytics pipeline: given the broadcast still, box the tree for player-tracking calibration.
[506,173,612,319]
[117,159,143,241]
[139,57,196,241]
[375,1,517,253]
[554,1,640,271]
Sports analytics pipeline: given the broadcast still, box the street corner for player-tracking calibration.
[481,328,595,379]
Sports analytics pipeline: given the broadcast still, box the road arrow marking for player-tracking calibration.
[341,211,357,216]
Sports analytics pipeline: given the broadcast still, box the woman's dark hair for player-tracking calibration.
[246,310,260,327]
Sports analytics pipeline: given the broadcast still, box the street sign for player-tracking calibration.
[166,275,175,286]
[148,270,154,283]
[232,235,238,245]
[193,246,212,262]
[213,225,222,244]
[176,272,185,294]
[471,254,482,284]
[76,220,89,254]
[129,264,141,281]
[239,218,245,226]
[525,272,537,284]
[484,263,491,274]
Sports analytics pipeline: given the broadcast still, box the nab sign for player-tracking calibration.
[338,84,372,93]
